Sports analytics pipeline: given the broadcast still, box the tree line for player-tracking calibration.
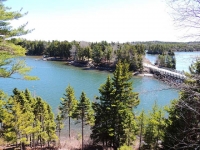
[15,39,200,70]
[143,42,200,53]
[10,39,145,72]
[13,38,192,70]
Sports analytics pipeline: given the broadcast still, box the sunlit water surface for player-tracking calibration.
[0,56,179,115]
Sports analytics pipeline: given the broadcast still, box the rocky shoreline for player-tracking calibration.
[36,56,155,77]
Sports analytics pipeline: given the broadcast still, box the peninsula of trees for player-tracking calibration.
[11,39,145,72]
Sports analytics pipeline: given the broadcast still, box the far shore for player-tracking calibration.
[28,55,154,77]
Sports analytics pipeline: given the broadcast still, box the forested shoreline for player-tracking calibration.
[11,39,200,70]
[1,0,200,149]
[11,39,200,56]
[10,39,145,72]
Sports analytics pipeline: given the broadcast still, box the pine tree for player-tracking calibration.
[91,61,140,149]
[92,44,103,65]
[0,1,37,80]
[55,112,64,148]
[91,76,115,147]
[75,92,94,150]
[0,90,7,134]
[1,89,57,149]
[112,61,139,147]
[44,105,57,147]
[59,85,78,138]
[144,102,165,149]
[33,97,57,147]
[137,110,146,150]
[2,89,35,149]
[32,96,57,148]
[112,61,139,109]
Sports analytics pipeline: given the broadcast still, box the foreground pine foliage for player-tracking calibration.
[0,1,37,80]
[0,89,57,149]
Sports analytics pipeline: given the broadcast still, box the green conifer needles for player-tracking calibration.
[59,85,78,138]
[91,61,140,148]
[0,88,57,147]
[0,1,37,80]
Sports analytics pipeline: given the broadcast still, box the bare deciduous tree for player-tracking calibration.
[167,0,200,38]
[163,60,200,149]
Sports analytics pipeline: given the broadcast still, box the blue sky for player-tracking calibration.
[5,0,188,42]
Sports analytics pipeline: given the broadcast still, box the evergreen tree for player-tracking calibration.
[0,90,6,132]
[137,110,146,150]
[31,96,57,147]
[83,47,92,61]
[157,53,176,69]
[91,76,115,147]
[33,97,47,146]
[112,61,139,109]
[55,112,64,147]
[59,85,78,138]
[92,44,103,65]
[105,46,113,63]
[189,58,200,74]
[1,89,57,149]
[32,95,57,148]
[0,1,37,80]
[3,89,36,149]
[144,102,165,149]
[91,61,139,149]
[44,105,57,147]
[75,92,94,150]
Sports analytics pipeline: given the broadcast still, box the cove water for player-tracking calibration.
[0,56,179,114]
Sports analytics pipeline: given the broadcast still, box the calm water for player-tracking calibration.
[145,51,200,72]
[0,56,179,113]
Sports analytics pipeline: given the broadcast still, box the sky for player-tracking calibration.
[4,0,190,42]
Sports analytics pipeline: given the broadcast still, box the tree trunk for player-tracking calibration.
[139,122,143,150]
[156,111,161,149]
[69,116,71,138]
[33,133,35,150]
[106,121,108,147]
[21,142,25,150]
[82,107,84,150]
[58,127,61,148]
[30,135,32,147]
